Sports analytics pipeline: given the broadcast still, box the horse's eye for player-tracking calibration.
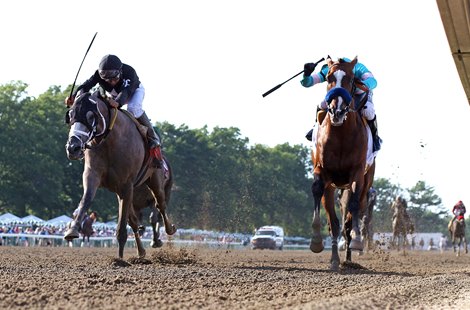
[86,111,95,126]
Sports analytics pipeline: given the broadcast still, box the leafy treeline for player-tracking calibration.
[0,82,450,236]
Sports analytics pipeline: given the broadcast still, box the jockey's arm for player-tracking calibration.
[354,62,377,90]
[300,64,328,88]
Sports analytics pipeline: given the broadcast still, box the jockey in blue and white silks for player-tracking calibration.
[301,57,382,152]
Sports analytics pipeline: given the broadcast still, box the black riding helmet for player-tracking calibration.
[98,54,122,79]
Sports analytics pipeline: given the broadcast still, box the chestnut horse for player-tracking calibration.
[64,92,176,259]
[450,217,467,256]
[310,57,376,270]
[391,196,414,251]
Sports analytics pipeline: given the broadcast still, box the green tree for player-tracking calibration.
[372,177,402,232]
[407,181,446,233]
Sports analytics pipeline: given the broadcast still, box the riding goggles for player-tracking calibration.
[99,69,121,80]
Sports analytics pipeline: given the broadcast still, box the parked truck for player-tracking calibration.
[251,226,284,250]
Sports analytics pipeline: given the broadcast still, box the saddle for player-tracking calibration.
[120,110,149,141]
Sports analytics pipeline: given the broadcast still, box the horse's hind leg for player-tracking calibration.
[148,172,176,236]
[127,205,146,259]
[340,189,352,262]
[347,189,363,252]
[464,236,468,254]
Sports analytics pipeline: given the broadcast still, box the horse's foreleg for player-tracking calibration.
[149,206,163,248]
[64,172,99,241]
[310,174,324,253]
[324,188,340,271]
[148,172,176,236]
[116,185,134,259]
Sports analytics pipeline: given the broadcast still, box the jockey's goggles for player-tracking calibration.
[99,69,121,80]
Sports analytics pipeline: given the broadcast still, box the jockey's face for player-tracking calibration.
[106,77,120,87]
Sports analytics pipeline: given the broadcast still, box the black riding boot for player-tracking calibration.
[367,116,382,152]
[137,112,163,166]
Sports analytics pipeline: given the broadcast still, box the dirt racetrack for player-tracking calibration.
[1,244,470,309]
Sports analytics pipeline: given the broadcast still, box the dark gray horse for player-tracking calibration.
[64,92,176,259]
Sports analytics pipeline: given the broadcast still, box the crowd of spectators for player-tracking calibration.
[0,222,251,248]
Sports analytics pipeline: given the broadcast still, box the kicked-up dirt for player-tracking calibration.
[1,244,470,309]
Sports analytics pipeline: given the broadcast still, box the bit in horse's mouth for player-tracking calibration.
[67,151,84,161]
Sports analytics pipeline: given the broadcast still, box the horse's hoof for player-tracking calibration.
[331,261,340,272]
[166,224,177,235]
[310,240,324,253]
[138,249,146,259]
[151,239,163,248]
[64,228,79,241]
[349,239,363,251]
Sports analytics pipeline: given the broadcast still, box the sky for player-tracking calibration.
[1,0,469,213]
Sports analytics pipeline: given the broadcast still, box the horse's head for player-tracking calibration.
[324,57,357,126]
[65,93,101,160]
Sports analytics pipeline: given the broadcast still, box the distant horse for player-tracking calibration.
[449,217,467,256]
[310,57,376,270]
[133,183,172,248]
[80,211,96,247]
[64,92,176,259]
[391,196,414,251]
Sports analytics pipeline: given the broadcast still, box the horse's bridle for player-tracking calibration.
[67,95,117,153]
[324,65,355,122]
[324,63,370,121]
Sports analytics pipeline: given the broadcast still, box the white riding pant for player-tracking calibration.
[126,83,146,118]
[318,90,375,121]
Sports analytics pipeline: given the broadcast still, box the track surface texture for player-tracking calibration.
[1,245,470,309]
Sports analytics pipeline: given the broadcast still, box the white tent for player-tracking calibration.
[0,212,22,225]
[45,215,73,227]
[21,215,45,224]
[104,221,117,228]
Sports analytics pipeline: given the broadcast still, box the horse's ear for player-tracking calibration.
[351,56,358,66]
[327,58,334,67]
